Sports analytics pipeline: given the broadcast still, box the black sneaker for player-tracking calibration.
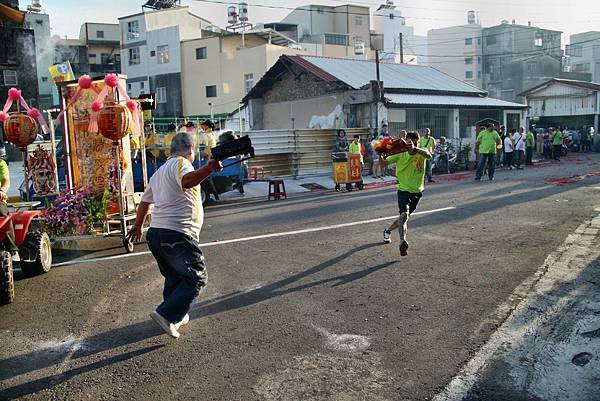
[383,229,392,244]
[399,240,409,256]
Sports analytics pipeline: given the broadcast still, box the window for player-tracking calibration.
[140,82,145,89]
[101,53,109,65]
[127,83,132,91]
[593,45,600,59]
[2,70,18,86]
[465,37,472,45]
[465,71,473,79]
[573,63,591,73]
[534,33,543,47]
[150,50,156,57]
[96,30,104,38]
[196,47,207,60]
[41,76,48,82]
[527,62,537,73]
[157,45,169,64]
[389,13,394,20]
[486,35,496,46]
[127,20,140,40]
[115,54,121,65]
[88,53,97,61]
[355,16,363,26]
[128,47,140,65]
[325,33,348,46]
[465,57,473,65]
[566,44,582,57]
[477,37,481,45]
[244,73,254,94]
[478,56,482,64]
[206,85,217,98]
[156,87,167,104]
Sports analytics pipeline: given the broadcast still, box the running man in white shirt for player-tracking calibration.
[128,132,222,338]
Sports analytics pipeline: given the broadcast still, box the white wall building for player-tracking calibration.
[24,9,53,109]
[372,2,427,65]
[427,11,483,89]
[567,31,600,83]
[118,6,219,117]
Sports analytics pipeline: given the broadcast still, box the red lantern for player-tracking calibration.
[97,100,132,142]
[3,112,37,151]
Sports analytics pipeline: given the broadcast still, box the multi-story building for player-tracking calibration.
[24,2,53,110]
[53,22,121,78]
[372,1,427,65]
[567,31,600,82]
[119,5,219,117]
[427,11,483,88]
[482,21,562,103]
[0,0,39,108]
[276,4,373,59]
[181,29,302,118]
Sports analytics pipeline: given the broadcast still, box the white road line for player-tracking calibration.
[432,211,600,401]
[52,206,455,268]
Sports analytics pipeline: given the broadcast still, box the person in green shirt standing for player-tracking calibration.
[475,123,502,181]
[382,131,431,257]
[525,128,535,165]
[551,127,563,160]
[419,128,437,183]
[0,159,19,262]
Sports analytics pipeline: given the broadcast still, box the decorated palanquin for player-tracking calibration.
[60,75,136,215]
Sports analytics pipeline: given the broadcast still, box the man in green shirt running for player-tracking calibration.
[525,128,535,165]
[382,131,431,256]
[475,123,502,181]
[551,127,563,161]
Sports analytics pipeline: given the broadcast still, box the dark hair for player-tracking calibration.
[353,134,360,139]
[201,120,215,130]
[406,131,419,141]
[167,123,176,131]
[170,132,193,154]
[338,129,346,136]
[186,121,195,128]
[178,115,185,120]
[486,123,494,130]
[218,131,236,145]
[382,124,388,128]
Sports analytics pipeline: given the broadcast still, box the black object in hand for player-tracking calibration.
[210,135,255,161]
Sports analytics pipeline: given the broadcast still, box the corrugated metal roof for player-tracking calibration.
[385,93,527,108]
[294,56,485,94]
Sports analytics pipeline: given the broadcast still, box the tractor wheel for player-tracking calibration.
[19,232,52,277]
[0,251,14,305]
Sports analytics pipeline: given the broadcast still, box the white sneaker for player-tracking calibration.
[150,310,180,338]
[175,314,190,330]
[383,229,392,244]
[11,252,20,263]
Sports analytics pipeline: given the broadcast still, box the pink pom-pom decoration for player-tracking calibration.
[126,100,137,112]
[8,88,21,100]
[0,111,7,122]
[104,74,119,88]
[27,108,41,119]
[78,74,92,89]
[91,101,102,112]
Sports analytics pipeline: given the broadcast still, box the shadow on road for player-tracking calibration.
[0,242,388,393]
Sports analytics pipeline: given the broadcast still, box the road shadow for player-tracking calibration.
[0,345,164,400]
[0,242,387,384]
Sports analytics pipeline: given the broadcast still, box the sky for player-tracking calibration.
[42,0,599,45]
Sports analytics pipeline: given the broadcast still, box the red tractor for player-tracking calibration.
[0,202,52,305]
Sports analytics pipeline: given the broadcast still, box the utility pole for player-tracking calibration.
[399,32,404,64]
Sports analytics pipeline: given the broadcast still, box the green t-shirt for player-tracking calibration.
[0,160,8,183]
[349,142,361,154]
[477,129,501,154]
[386,152,426,194]
[526,131,535,147]
[552,131,563,145]
[419,136,436,153]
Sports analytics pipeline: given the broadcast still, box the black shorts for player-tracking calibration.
[397,190,422,215]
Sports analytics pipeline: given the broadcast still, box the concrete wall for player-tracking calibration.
[0,27,39,108]
[526,83,598,117]
[181,35,302,116]
[428,24,483,88]
[568,32,600,82]
[24,12,53,108]
[150,72,182,117]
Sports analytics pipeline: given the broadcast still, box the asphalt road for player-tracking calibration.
[1,153,600,401]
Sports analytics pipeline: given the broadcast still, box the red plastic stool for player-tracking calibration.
[248,166,265,180]
[268,179,287,200]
